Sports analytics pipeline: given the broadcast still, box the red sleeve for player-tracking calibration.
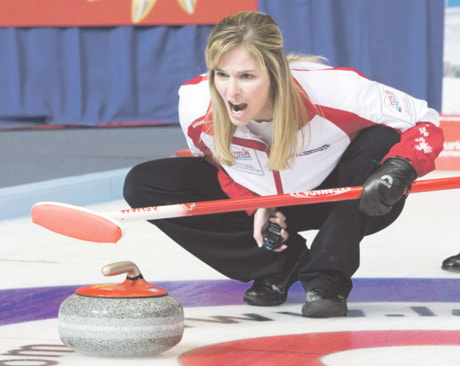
[217,169,258,215]
[383,122,444,177]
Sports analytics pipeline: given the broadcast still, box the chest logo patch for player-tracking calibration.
[229,148,264,175]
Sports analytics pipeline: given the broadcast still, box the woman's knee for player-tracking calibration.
[333,126,401,187]
[353,125,400,158]
[123,161,154,207]
[123,157,221,208]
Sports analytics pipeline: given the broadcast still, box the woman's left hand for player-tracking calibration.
[253,208,289,252]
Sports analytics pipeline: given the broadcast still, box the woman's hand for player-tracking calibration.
[253,208,289,252]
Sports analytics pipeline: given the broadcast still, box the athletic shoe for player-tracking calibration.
[301,289,348,318]
[441,253,460,272]
[243,251,308,306]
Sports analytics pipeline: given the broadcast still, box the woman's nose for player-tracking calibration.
[228,78,241,97]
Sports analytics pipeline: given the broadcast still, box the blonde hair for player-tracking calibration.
[205,11,316,171]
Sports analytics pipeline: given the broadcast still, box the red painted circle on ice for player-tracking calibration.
[178,330,460,366]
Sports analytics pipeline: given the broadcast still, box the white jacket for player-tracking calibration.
[178,61,444,197]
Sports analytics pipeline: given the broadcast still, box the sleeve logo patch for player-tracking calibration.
[380,85,415,123]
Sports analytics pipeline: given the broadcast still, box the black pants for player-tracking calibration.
[123,126,403,297]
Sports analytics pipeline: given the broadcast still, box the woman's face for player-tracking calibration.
[214,45,273,127]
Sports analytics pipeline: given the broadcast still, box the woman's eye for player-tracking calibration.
[216,71,228,78]
[241,73,253,79]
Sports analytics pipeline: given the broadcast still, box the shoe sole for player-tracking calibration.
[243,293,287,306]
[441,265,460,272]
[301,299,348,318]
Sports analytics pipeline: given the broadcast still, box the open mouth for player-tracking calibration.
[229,102,248,113]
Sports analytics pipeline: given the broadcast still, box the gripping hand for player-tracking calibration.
[359,157,417,216]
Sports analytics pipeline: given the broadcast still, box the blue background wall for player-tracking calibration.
[0,0,444,128]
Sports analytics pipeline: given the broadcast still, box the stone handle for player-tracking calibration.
[102,261,142,279]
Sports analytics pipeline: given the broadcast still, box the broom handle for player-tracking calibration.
[108,176,460,222]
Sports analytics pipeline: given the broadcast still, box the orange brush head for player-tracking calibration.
[31,202,123,243]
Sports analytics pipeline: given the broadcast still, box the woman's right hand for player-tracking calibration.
[253,208,289,252]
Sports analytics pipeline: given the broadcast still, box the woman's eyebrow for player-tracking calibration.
[215,67,257,74]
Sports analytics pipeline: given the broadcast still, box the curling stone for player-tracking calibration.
[58,261,184,357]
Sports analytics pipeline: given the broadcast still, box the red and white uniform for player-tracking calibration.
[178,61,444,199]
